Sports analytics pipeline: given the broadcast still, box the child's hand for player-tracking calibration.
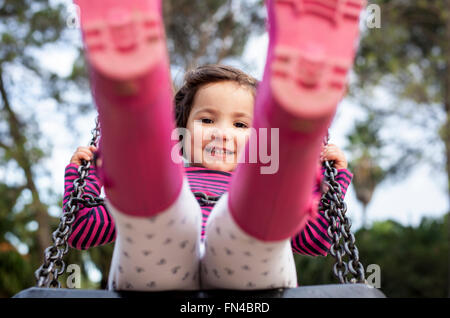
[70,145,97,166]
[320,143,348,170]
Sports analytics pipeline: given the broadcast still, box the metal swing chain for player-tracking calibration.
[193,192,221,206]
[320,133,366,284]
[35,117,103,288]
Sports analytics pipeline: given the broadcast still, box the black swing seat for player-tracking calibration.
[14,284,385,298]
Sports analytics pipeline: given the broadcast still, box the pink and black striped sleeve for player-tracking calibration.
[63,163,116,250]
[290,168,353,257]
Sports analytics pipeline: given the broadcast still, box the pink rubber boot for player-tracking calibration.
[75,0,183,217]
[229,0,366,241]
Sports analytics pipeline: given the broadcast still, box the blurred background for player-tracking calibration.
[0,0,448,297]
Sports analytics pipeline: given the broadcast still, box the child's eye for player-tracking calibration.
[201,118,213,124]
[234,122,248,128]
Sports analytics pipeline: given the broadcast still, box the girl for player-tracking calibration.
[67,0,364,290]
[67,65,351,250]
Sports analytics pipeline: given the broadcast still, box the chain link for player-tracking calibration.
[193,192,221,206]
[321,132,366,284]
[34,117,102,288]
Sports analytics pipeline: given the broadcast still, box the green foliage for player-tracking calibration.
[86,244,115,289]
[355,0,446,103]
[0,183,26,235]
[352,0,448,176]
[0,246,34,298]
[164,0,265,70]
[346,1,450,234]
[295,213,449,298]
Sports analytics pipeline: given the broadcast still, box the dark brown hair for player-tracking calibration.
[174,64,259,129]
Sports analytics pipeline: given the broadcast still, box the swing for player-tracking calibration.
[13,118,385,298]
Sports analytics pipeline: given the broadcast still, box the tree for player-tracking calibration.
[163,0,265,71]
[0,0,75,269]
[295,213,448,297]
[351,0,450,295]
[345,112,386,228]
[353,0,448,199]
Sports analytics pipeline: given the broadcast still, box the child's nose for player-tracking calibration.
[211,127,232,142]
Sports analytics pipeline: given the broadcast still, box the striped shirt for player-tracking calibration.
[63,163,353,256]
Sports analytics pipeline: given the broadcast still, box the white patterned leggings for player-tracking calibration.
[106,178,297,291]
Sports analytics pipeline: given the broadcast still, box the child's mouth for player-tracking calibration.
[205,147,235,157]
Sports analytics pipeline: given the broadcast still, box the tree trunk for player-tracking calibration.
[162,0,172,38]
[361,204,368,229]
[444,0,450,298]
[0,68,51,258]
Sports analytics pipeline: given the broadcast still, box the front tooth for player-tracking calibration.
[207,148,233,155]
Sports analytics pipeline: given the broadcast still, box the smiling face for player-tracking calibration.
[185,81,254,172]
